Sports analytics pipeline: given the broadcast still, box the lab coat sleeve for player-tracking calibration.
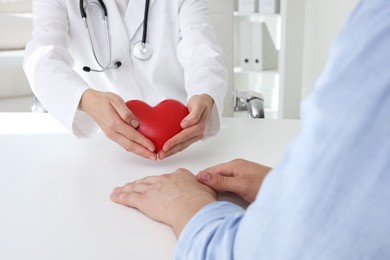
[177,0,228,138]
[23,0,99,138]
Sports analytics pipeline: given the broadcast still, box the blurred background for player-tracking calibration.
[0,0,358,118]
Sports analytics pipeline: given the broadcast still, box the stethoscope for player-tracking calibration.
[79,0,153,73]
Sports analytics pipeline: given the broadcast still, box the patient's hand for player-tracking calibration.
[110,169,217,238]
[197,159,272,203]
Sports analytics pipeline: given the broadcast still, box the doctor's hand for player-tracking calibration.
[110,168,217,238]
[197,159,272,203]
[158,94,214,160]
[79,89,157,160]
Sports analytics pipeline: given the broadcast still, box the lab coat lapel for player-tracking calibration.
[125,0,156,42]
[104,1,131,60]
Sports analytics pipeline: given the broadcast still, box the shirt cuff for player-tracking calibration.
[175,201,244,259]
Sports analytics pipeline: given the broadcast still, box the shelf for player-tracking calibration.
[234,67,279,75]
[234,11,280,18]
[233,1,283,119]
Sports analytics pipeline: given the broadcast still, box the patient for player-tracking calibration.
[110,0,390,259]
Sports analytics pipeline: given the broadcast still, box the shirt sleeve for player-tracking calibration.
[177,0,228,138]
[175,202,245,260]
[175,0,390,259]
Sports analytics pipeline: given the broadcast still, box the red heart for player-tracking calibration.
[126,99,189,152]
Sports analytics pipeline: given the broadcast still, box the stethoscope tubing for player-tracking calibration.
[79,0,152,72]
[142,0,150,45]
[82,16,112,70]
[134,0,153,60]
[80,0,107,18]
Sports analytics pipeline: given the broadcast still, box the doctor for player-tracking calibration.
[23,0,228,160]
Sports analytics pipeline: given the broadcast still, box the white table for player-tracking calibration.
[0,113,300,260]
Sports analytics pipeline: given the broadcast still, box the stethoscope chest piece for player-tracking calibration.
[133,41,153,60]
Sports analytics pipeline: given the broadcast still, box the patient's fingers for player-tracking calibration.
[199,162,238,177]
[110,191,142,208]
[197,170,240,194]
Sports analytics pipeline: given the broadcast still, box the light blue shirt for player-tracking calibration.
[175,0,390,259]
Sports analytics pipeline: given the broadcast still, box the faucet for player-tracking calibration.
[233,89,265,118]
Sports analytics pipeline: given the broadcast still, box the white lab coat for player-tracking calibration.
[23,0,228,138]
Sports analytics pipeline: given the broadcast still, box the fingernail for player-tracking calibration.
[148,146,155,152]
[148,155,157,161]
[181,120,189,129]
[131,119,139,128]
[200,172,210,182]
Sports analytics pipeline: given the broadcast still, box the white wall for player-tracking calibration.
[0,1,33,111]
[301,0,359,98]
[278,0,306,119]
[209,0,235,116]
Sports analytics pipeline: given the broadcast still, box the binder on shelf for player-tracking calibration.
[239,21,252,71]
[238,0,257,13]
[251,22,278,71]
[259,0,280,14]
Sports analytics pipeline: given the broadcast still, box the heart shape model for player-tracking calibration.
[126,99,189,152]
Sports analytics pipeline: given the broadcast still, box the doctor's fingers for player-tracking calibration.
[162,120,206,153]
[181,104,206,129]
[159,136,200,160]
[104,127,157,160]
[115,122,155,151]
[182,101,212,129]
[110,97,140,128]
[104,118,155,152]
